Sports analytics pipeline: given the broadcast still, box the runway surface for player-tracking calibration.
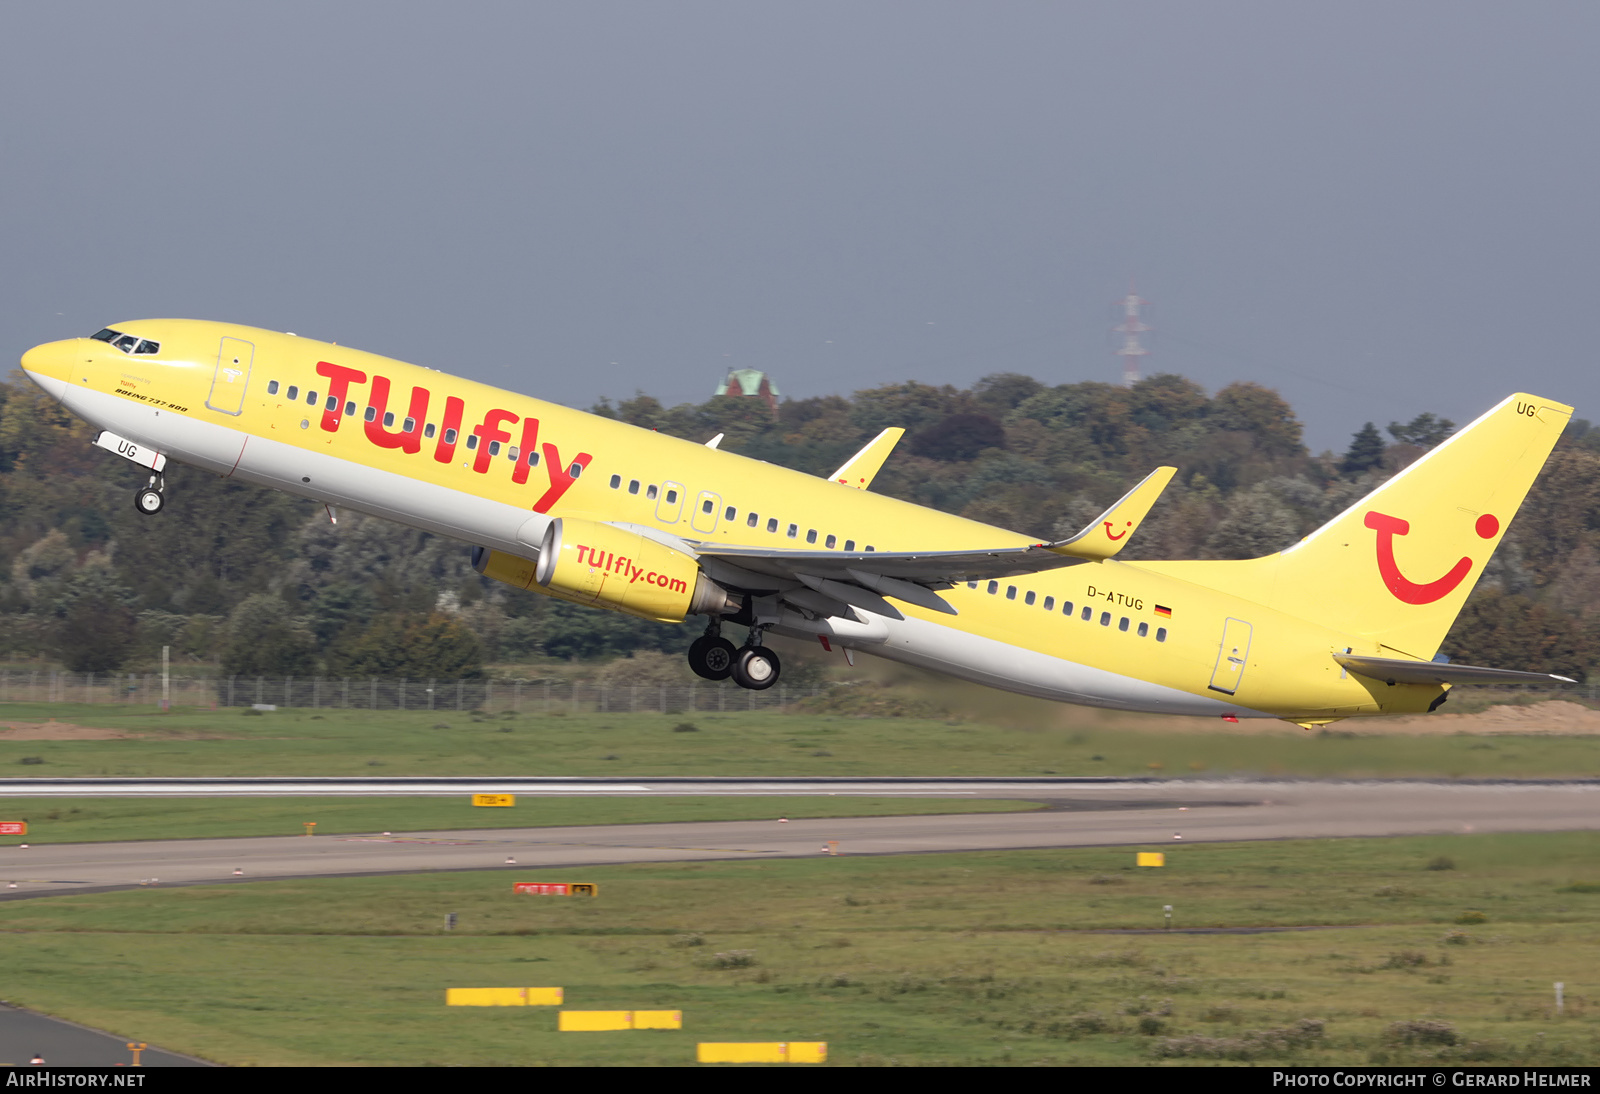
[0,779,1594,899]
[0,1004,211,1068]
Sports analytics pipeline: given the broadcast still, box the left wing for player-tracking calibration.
[670,464,1176,620]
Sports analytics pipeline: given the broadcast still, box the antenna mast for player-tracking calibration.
[1113,283,1150,387]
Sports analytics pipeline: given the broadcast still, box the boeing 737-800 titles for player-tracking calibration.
[19,320,1575,726]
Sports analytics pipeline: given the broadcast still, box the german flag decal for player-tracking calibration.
[1154,604,1172,617]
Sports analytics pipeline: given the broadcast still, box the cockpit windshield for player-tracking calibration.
[90,328,160,355]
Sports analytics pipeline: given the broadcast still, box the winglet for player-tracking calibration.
[828,428,905,489]
[1048,466,1176,560]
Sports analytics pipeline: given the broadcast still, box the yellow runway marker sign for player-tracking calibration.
[473,793,516,807]
[1137,852,1165,867]
[446,987,563,1006]
[698,1042,828,1063]
[559,1010,682,1031]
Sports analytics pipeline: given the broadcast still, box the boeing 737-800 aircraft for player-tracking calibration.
[19,320,1575,726]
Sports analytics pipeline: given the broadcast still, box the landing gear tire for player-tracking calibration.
[731,646,781,691]
[687,635,738,681]
[134,488,164,516]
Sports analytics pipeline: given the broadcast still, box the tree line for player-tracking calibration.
[3,367,1598,681]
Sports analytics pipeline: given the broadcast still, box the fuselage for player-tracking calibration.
[20,319,1436,723]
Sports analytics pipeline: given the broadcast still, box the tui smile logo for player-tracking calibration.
[1103,521,1131,541]
[1364,510,1499,605]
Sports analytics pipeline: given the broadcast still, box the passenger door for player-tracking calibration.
[1207,618,1252,695]
[205,337,254,416]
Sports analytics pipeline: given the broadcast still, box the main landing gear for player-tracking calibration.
[134,473,165,516]
[687,621,781,690]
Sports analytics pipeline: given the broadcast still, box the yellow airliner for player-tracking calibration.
[19,320,1576,726]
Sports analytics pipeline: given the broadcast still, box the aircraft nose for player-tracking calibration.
[19,339,79,401]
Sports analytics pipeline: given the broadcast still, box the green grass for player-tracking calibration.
[2,702,1599,779]
[0,833,1595,1066]
[0,796,1040,844]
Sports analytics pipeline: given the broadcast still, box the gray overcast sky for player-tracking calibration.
[4,2,1597,452]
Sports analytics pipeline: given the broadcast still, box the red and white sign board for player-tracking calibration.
[513,882,597,896]
[0,822,27,836]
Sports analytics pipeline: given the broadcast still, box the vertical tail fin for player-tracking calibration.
[1145,394,1572,657]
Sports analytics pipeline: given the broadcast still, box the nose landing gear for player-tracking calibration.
[133,473,165,516]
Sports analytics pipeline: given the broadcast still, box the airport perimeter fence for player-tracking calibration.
[0,670,831,715]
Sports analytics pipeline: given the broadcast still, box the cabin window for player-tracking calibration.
[345,401,356,416]
[747,512,758,528]
[845,540,855,551]
[865,545,875,552]
[766,518,778,533]
[1081,606,1092,621]
[286,385,299,400]
[307,390,318,406]
[610,474,622,489]
[1119,617,1130,632]
[466,435,478,450]
[488,441,501,456]
[664,487,675,502]
[443,428,457,444]
[628,479,640,495]
[1006,586,1017,600]
[1043,596,1054,611]
[647,485,658,500]
[507,446,518,460]
[968,582,978,589]
[987,581,999,595]
[424,423,436,438]
[825,534,837,548]
[528,451,540,466]
[404,418,417,434]
[267,380,280,395]
[1137,622,1149,637]
[364,407,377,422]
[1061,601,1073,615]
[324,396,338,412]
[1024,590,1036,606]
[1156,627,1168,642]
[725,506,736,521]
[702,499,714,514]
[1100,612,1111,626]
[806,529,817,544]
[787,524,798,538]
[570,462,583,478]
[383,411,395,427]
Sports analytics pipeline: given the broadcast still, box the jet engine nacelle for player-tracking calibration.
[473,517,739,623]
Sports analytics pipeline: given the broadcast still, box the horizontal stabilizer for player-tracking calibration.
[1334,653,1575,687]
[828,428,905,490]
[1049,466,1176,560]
